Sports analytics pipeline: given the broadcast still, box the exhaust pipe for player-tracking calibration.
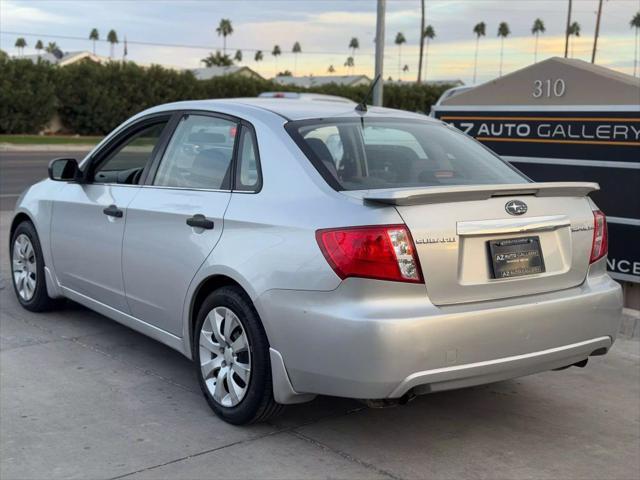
[553,358,588,371]
[363,391,417,408]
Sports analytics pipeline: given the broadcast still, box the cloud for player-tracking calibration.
[0,0,70,27]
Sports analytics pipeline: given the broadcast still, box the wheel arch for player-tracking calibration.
[187,274,252,359]
[10,211,36,240]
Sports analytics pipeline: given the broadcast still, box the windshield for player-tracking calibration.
[287,118,528,191]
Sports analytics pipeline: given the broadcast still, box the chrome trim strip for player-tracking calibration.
[503,156,640,170]
[457,215,570,236]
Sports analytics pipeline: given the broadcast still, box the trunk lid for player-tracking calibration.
[352,182,598,305]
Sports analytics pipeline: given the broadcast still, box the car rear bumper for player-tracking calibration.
[256,268,623,401]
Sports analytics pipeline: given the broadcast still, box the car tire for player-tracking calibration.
[10,221,58,312]
[194,286,283,425]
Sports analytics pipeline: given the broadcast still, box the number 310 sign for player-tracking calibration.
[532,79,566,98]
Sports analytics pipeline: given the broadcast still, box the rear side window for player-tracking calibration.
[235,126,262,191]
[153,114,237,190]
[287,119,527,191]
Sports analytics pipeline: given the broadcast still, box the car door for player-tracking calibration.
[122,112,253,336]
[50,116,172,312]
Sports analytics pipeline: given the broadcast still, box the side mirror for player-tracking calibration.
[48,158,81,182]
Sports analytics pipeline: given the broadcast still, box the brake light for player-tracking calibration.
[316,225,423,283]
[590,210,608,264]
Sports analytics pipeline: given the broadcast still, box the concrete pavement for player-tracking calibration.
[1,182,639,479]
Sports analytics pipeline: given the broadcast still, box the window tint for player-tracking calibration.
[94,122,167,184]
[154,115,237,189]
[235,127,261,191]
[290,119,527,191]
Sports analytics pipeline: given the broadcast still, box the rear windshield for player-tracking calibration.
[286,118,527,191]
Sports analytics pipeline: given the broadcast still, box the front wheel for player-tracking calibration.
[194,286,283,425]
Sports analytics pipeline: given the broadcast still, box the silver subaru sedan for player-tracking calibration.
[9,99,623,425]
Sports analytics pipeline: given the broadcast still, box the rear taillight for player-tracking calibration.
[316,225,423,283]
[590,210,608,264]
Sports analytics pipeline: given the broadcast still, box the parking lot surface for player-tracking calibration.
[1,195,639,479]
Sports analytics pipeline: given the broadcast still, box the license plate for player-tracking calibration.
[488,236,545,279]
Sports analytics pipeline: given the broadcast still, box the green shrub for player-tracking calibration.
[0,58,453,135]
[0,58,57,134]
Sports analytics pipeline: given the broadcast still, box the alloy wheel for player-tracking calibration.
[12,234,37,301]
[199,306,252,407]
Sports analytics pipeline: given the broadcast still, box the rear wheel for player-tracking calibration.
[10,221,57,312]
[194,286,283,425]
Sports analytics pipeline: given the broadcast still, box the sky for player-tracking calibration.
[1,0,639,84]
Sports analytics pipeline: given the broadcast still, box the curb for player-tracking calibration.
[0,144,95,152]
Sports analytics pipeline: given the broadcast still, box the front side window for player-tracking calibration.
[93,121,168,184]
[154,114,237,189]
[288,119,527,191]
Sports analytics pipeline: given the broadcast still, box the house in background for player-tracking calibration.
[19,50,109,66]
[192,65,264,81]
[273,75,371,88]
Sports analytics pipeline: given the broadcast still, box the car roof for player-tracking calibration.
[144,98,438,123]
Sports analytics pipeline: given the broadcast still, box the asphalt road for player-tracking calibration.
[1,154,639,479]
[0,150,90,211]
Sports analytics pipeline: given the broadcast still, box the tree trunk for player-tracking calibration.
[534,34,538,63]
[635,28,639,77]
[564,0,572,58]
[417,0,425,84]
[424,40,429,83]
[591,0,603,63]
[473,37,479,84]
[499,37,504,77]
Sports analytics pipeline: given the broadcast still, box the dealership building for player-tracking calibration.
[432,57,640,307]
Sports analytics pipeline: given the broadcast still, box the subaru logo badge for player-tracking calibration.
[505,200,528,216]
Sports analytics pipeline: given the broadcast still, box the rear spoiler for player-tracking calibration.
[352,182,599,206]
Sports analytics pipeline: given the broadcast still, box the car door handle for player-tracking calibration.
[186,214,214,230]
[103,204,123,218]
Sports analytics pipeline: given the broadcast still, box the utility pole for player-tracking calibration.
[373,0,386,106]
[591,0,604,63]
[564,0,572,58]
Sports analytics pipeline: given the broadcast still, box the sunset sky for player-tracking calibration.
[1,0,638,84]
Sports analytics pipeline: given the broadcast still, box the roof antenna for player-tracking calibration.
[355,74,381,113]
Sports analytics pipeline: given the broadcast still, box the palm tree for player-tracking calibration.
[328,64,336,73]
[272,45,281,77]
[418,0,426,83]
[107,30,118,58]
[497,22,510,77]
[35,40,43,59]
[201,51,233,67]
[292,41,301,75]
[14,37,26,57]
[395,32,406,80]
[344,56,354,73]
[531,19,546,63]
[568,21,580,58]
[472,22,486,84]
[254,50,263,63]
[402,64,409,79]
[349,37,359,65]
[89,28,99,55]
[422,25,435,83]
[234,49,242,63]
[216,19,233,55]
[631,11,640,77]
[45,42,59,54]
